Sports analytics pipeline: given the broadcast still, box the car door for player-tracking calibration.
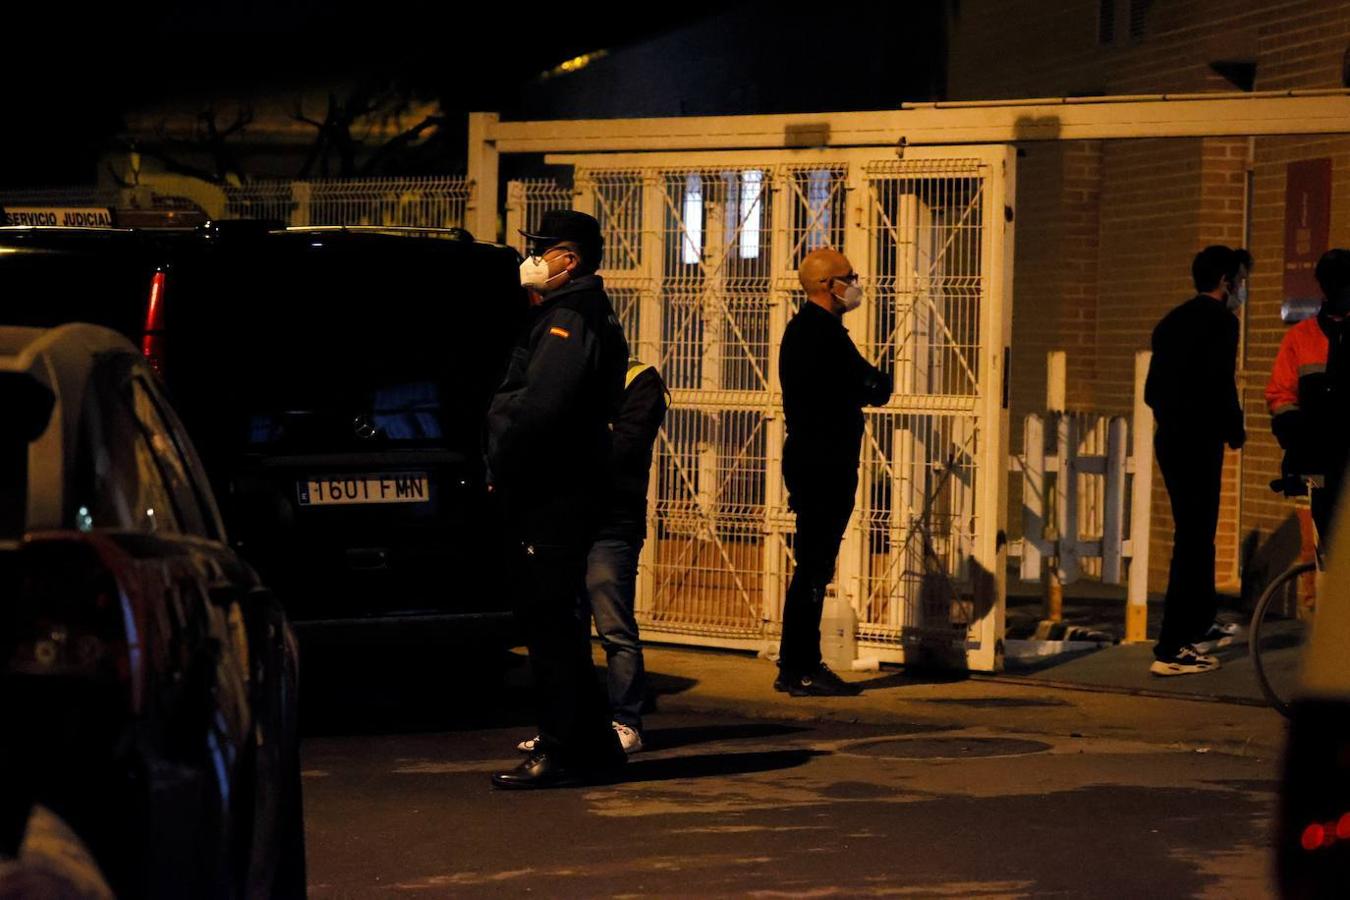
[130,366,302,895]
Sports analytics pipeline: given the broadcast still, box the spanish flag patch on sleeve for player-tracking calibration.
[549,326,571,339]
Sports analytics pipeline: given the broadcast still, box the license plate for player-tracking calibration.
[297,474,430,506]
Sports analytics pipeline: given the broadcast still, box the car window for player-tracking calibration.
[129,378,211,538]
[80,358,182,535]
[132,374,225,540]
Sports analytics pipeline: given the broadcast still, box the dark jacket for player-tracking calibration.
[485,274,629,543]
[1266,305,1350,479]
[780,302,892,500]
[597,361,669,542]
[1144,295,1244,446]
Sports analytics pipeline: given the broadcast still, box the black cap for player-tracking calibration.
[520,209,603,268]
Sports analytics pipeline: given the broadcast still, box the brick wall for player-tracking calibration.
[1243,136,1350,545]
[1008,142,1101,427]
[951,0,1350,593]
[1095,138,1214,589]
[1006,141,1102,538]
[1238,5,1350,557]
[1197,138,1252,590]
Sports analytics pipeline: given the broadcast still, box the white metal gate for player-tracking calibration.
[513,146,1013,670]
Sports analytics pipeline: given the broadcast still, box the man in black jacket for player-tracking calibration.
[1144,245,1250,676]
[486,210,630,788]
[776,247,892,696]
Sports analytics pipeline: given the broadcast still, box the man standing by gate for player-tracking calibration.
[776,247,892,696]
[487,210,630,788]
[1144,245,1251,677]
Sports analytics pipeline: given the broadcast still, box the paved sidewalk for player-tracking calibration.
[633,643,1287,759]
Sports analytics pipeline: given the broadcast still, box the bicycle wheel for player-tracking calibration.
[1250,561,1317,717]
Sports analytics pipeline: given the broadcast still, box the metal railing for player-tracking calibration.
[225,176,470,230]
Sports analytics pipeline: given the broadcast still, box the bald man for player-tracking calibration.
[775,248,892,696]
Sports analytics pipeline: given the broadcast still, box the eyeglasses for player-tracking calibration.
[821,272,859,285]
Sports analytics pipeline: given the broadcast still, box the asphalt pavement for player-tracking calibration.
[297,642,1286,898]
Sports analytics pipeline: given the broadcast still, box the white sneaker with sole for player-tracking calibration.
[1150,644,1220,676]
[613,722,644,754]
[1193,620,1244,654]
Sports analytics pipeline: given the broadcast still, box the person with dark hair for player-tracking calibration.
[515,357,669,757]
[487,209,631,789]
[1266,248,1350,545]
[1143,245,1251,676]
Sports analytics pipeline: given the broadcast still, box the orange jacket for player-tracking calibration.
[1266,317,1329,418]
[1266,309,1350,475]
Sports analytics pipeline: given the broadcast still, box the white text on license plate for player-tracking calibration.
[298,474,430,506]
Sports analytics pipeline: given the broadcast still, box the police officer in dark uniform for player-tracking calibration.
[775,247,892,697]
[487,210,630,789]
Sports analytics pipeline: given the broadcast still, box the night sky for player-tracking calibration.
[5,1,945,187]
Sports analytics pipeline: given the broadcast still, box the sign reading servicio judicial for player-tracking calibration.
[2,207,114,227]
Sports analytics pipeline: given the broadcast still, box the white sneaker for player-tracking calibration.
[613,722,644,754]
[516,734,542,754]
[1150,644,1220,677]
[1193,620,1244,654]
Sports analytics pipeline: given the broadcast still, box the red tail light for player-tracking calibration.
[141,270,167,375]
[6,537,143,714]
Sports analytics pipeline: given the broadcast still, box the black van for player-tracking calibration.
[0,227,174,338]
[0,224,527,643]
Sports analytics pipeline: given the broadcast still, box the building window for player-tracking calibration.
[1098,0,1115,44]
[682,173,703,265]
[806,169,833,251]
[1129,0,1152,40]
[738,170,764,260]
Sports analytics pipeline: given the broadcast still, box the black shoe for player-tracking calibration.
[773,671,791,692]
[786,663,862,697]
[491,750,625,790]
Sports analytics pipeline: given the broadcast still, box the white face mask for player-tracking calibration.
[1227,282,1248,312]
[837,283,863,312]
[519,255,554,289]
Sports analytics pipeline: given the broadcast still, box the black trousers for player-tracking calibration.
[1155,431,1225,657]
[779,479,856,675]
[513,538,619,763]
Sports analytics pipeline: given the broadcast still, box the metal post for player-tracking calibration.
[837,164,869,620]
[1046,350,1067,412]
[466,112,500,242]
[1055,413,1081,585]
[970,145,1016,670]
[893,189,932,641]
[1043,350,1067,619]
[1126,351,1154,643]
[697,195,725,536]
[637,171,666,625]
[289,181,311,227]
[503,181,526,256]
[1102,416,1129,585]
[763,168,790,648]
[1021,414,1045,581]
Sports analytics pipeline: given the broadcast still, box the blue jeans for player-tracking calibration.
[585,537,647,731]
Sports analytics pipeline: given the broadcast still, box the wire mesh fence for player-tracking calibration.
[562,156,998,655]
[224,176,470,229]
